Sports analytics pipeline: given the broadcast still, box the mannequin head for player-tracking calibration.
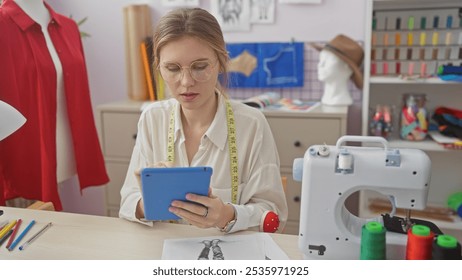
[315,49,353,106]
[317,50,353,84]
[311,34,364,106]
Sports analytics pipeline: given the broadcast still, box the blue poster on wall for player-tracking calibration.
[226,42,304,88]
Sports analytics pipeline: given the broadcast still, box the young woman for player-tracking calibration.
[119,8,287,233]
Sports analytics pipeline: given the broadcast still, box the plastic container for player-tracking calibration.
[400,93,428,141]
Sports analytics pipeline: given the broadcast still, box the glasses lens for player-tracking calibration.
[190,61,212,82]
[159,63,181,82]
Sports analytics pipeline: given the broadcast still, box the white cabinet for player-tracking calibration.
[360,0,462,240]
[264,106,348,234]
[96,100,347,235]
[96,100,142,217]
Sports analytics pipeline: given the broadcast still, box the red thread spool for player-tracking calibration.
[396,62,401,74]
[406,225,435,260]
[371,63,377,75]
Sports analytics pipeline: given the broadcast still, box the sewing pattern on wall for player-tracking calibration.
[226,42,304,88]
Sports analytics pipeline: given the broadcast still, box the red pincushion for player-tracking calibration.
[261,211,279,233]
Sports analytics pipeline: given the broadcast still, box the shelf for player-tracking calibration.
[370,76,458,84]
[361,0,462,244]
[389,139,448,151]
[362,138,461,152]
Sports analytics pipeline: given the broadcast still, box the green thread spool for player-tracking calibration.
[412,224,431,236]
[360,221,387,260]
[432,234,462,260]
[437,235,457,248]
[447,192,462,217]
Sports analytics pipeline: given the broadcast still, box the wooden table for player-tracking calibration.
[0,207,302,260]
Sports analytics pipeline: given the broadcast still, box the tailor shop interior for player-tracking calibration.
[1,0,462,260]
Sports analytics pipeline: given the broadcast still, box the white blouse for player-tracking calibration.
[119,94,288,233]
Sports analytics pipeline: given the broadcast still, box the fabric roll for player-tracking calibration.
[123,4,152,101]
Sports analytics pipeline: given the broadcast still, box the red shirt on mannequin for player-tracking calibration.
[0,0,109,210]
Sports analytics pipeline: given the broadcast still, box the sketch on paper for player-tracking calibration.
[161,0,199,7]
[197,239,225,260]
[162,234,266,260]
[250,0,275,23]
[211,0,251,32]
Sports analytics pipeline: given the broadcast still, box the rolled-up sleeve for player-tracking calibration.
[119,109,156,226]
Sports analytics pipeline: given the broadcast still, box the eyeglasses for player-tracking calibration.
[159,60,217,83]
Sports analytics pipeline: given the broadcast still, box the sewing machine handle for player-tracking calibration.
[336,135,389,150]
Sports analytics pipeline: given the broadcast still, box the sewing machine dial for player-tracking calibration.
[317,145,330,157]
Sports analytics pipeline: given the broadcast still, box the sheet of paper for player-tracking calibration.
[161,233,289,260]
[259,233,290,260]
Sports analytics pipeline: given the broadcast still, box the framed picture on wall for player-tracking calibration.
[279,0,322,4]
[250,0,275,24]
[211,0,251,32]
[161,0,199,7]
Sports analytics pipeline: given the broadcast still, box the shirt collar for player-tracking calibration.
[3,0,63,31]
[206,94,229,151]
[173,94,229,151]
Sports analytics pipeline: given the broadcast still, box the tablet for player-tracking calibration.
[141,166,213,221]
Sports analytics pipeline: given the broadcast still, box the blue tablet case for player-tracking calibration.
[141,166,213,221]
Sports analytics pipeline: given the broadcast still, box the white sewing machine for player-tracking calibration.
[293,135,432,259]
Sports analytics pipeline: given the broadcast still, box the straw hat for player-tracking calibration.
[311,34,364,90]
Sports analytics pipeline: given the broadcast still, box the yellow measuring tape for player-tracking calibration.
[167,100,239,204]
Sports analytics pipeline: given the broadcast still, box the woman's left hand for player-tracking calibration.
[169,192,235,230]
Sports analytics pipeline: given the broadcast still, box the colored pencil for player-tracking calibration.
[6,218,22,249]
[8,219,35,251]
[0,220,17,239]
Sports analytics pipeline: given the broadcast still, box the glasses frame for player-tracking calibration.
[158,59,218,83]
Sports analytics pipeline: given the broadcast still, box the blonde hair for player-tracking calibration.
[153,8,229,95]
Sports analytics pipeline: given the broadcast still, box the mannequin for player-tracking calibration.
[311,34,364,107]
[14,0,76,182]
[0,0,109,210]
[317,50,353,106]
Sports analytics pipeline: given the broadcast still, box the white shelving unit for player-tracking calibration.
[360,0,462,241]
